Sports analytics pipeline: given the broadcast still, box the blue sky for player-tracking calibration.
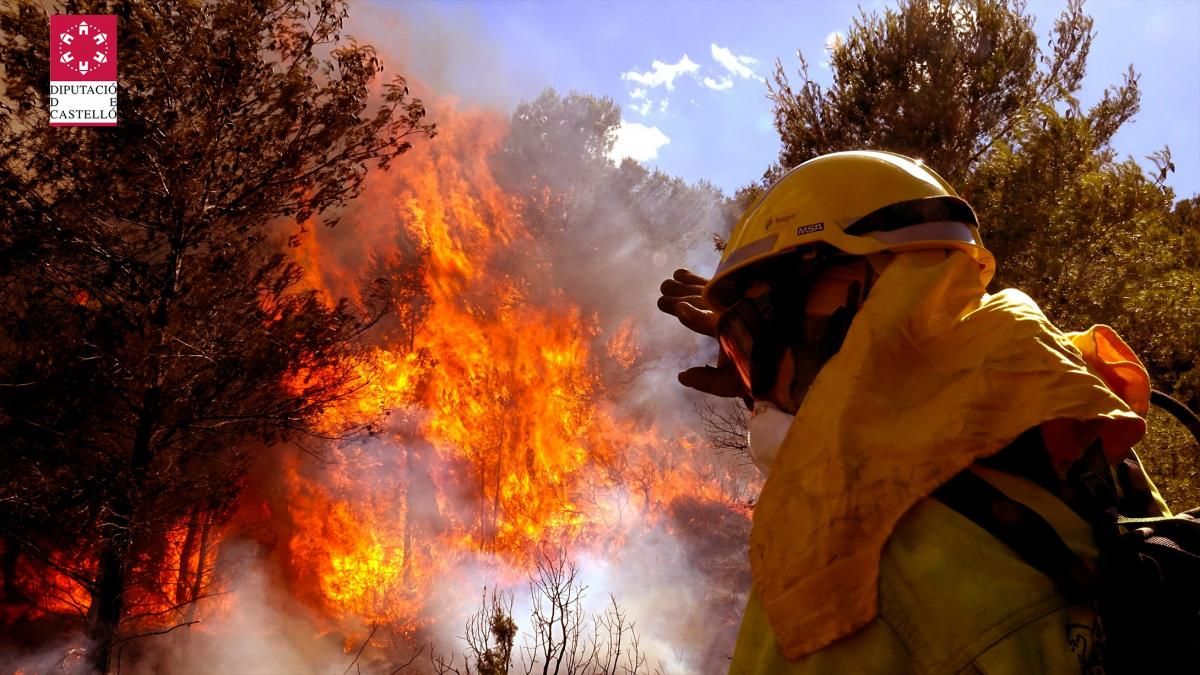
[356,0,1200,200]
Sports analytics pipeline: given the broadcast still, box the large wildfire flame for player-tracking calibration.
[274,103,748,643]
[4,100,750,672]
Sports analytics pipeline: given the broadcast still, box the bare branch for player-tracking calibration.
[343,624,379,675]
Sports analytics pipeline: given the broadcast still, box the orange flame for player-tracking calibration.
[271,103,748,638]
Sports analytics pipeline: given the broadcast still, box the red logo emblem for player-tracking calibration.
[50,15,116,81]
[49,15,117,127]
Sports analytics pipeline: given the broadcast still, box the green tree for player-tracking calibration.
[765,0,1091,190]
[0,0,433,670]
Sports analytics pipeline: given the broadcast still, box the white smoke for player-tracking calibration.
[0,635,93,675]
[119,544,349,675]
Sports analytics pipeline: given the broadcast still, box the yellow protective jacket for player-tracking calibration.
[733,464,1104,674]
[730,249,1166,673]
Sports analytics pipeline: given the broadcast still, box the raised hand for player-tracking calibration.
[657,269,747,399]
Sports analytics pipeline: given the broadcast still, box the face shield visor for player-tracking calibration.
[716,292,789,399]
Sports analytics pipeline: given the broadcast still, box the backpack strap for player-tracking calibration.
[932,468,1100,602]
[937,429,1200,675]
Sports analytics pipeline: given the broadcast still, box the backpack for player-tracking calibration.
[934,390,1200,675]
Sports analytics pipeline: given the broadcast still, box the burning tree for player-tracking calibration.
[258,95,754,670]
[0,0,434,671]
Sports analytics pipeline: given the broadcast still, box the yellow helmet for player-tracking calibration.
[703,150,995,311]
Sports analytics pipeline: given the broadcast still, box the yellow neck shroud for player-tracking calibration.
[752,249,1149,659]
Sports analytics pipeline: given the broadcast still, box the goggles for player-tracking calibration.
[716,291,795,398]
[716,266,868,397]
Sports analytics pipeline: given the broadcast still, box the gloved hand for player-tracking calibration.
[657,268,748,399]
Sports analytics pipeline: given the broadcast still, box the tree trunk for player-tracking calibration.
[88,519,131,673]
[490,414,511,550]
[183,512,212,624]
[2,538,23,603]
[88,391,159,673]
[478,457,487,550]
[175,506,200,606]
[492,443,503,546]
[89,216,184,672]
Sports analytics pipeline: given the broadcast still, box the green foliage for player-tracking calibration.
[969,99,1200,500]
[465,589,517,675]
[1139,406,1200,510]
[768,0,1092,186]
[501,89,623,196]
[969,98,1199,403]
[495,89,731,257]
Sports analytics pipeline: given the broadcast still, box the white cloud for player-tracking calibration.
[629,87,652,116]
[621,55,700,91]
[702,75,734,91]
[621,55,700,116]
[711,44,758,80]
[607,121,670,163]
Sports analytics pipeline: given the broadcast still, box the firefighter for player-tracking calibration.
[657,151,1168,673]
